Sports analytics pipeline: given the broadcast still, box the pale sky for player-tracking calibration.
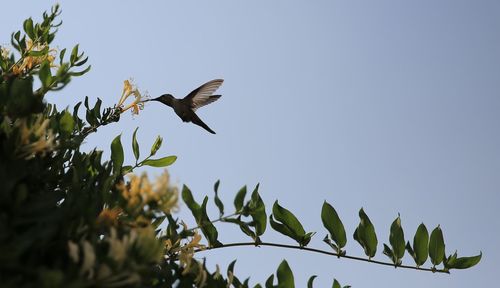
[2,1,499,287]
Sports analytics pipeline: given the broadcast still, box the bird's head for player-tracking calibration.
[154,93,175,105]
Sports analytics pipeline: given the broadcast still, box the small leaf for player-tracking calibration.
[200,196,221,247]
[234,185,247,212]
[142,156,177,167]
[353,208,378,258]
[132,127,140,161]
[121,165,133,174]
[332,279,341,288]
[273,201,306,240]
[249,185,267,237]
[213,180,224,217]
[68,65,91,77]
[70,44,79,64]
[59,111,74,134]
[23,18,35,39]
[389,215,405,263]
[39,60,52,88]
[307,275,317,288]
[276,260,294,288]
[110,134,124,174]
[150,135,163,156]
[413,223,429,266]
[265,275,274,288]
[448,252,482,270]
[429,225,445,266]
[321,201,347,251]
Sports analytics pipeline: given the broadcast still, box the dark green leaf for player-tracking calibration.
[353,208,378,258]
[321,201,347,251]
[272,201,305,241]
[142,156,177,167]
[59,111,74,134]
[307,275,317,288]
[413,223,429,266]
[68,65,91,77]
[234,186,247,212]
[200,196,221,247]
[213,180,224,217]
[389,215,405,262]
[448,252,482,269]
[39,60,52,88]
[121,165,133,174]
[70,44,79,64]
[332,279,341,288]
[265,275,274,288]
[429,226,445,266]
[110,134,124,173]
[249,185,267,236]
[23,18,35,39]
[132,127,140,161]
[276,260,294,288]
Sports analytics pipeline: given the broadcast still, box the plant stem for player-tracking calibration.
[193,241,450,274]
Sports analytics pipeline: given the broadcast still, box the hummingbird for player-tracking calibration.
[147,79,223,134]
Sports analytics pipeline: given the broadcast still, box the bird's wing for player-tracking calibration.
[183,79,223,111]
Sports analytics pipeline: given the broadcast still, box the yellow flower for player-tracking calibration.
[116,170,178,214]
[11,39,57,75]
[96,207,122,227]
[117,79,146,115]
[1,46,10,59]
[16,115,56,159]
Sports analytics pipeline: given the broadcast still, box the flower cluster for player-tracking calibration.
[12,39,57,76]
[14,114,56,158]
[117,79,147,115]
[117,170,178,215]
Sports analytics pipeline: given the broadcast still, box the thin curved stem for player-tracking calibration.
[193,241,450,274]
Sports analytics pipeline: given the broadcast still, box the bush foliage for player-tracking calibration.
[0,5,481,287]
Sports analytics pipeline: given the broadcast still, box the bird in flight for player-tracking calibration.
[147,79,223,134]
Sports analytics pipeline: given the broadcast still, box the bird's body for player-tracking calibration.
[149,79,223,134]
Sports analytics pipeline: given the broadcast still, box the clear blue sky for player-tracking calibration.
[2,1,499,287]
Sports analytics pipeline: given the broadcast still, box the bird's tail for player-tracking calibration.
[191,113,216,134]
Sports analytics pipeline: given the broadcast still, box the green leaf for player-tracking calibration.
[181,186,221,247]
[27,46,49,57]
[59,111,74,134]
[234,185,247,212]
[121,165,133,174]
[353,208,378,258]
[68,65,91,77]
[272,201,305,239]
[276,260,294,288]
[249,185,267,237]
[332,279,341,288]
[132,127,140,161]
[389,215,405,263]
[110,134,124,173]
[23,18,35,39]
[213,180,224,217]
[307,275,317,288]
[429,225,445,266]
[413,223,429,266]
[70,44,79,64]
[200,196,221,247]
[450,252,482,269]
[142,156,177,167]
[321,201,347,251]
[39,60,52,88]
[265,275,274,288]
[150,135,163,156]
